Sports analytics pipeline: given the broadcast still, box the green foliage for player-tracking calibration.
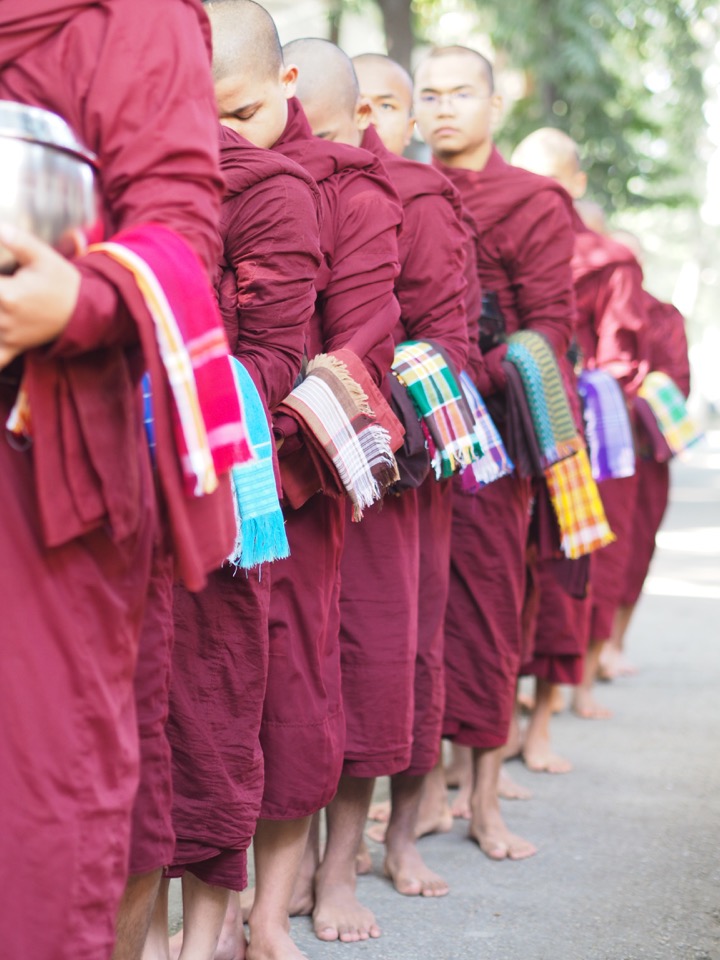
[353,0,716,211]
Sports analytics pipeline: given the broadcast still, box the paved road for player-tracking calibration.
[171,430,720,960]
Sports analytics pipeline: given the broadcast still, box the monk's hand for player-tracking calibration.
[0,225,81,369]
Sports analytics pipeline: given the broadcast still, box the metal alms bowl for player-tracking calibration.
[0,101,100,274]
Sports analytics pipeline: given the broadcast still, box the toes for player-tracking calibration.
[394,876,423,896]
[314,924,340,943]
[366,824,388,844]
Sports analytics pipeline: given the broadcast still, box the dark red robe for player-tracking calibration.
[573,228,650,640]
[260,99,402,818]
[437,147,576,747]
[621,293,690,606]
[339,125,470,779]
[165,127,322,889]
[0,2,226,957]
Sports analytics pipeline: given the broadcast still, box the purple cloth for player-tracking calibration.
[578,370,635,481]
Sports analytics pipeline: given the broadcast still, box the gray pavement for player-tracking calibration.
[171,431,720,960]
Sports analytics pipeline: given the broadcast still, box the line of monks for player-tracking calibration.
[0,2,691,960]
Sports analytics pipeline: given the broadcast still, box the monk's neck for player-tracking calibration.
[438,138,493,172]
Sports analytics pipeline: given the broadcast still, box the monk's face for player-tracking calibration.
[215,64,297,149]
[301,93,371,149]
[354,61,415,156]
[414,54,501,163]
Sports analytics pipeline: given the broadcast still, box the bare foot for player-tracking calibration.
[450,784,471,820]
[498,768,532,800]
[239,889,254,925]
[246,926,306,960]
[517,691,535,714]
[355,840,372,876]
[384,844,449,898]
[168,916,246,960]
[523,744,573,774]
[312,874,380,943]
[599,647,638,680]
[168,929,183,960]
[572,689,613,720]
[367,800,391,823]
[367,799,453,843]
[469,811,537,861]
[550,686,567,713]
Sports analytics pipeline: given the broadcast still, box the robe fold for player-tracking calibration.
[621,293,690,606]
[339,125,470,779]
[438,147,576,747]
[0,1,225,955]
[261,99,402,818]
[167,126,322,885]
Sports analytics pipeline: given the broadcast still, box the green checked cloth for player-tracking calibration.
[392,340,483,479]
[638,371,703,457]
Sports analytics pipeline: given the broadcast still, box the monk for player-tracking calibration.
[350,48,490,886]
[0,2,234,958]
[603,231,691,678]
[413,47,577,860]
[141,127,322,960]
[275,42,469,935]
[512,128,650,720]
[203,4,402,958]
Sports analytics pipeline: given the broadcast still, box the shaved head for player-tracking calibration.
[283,38,367,146]
[205,0,282,83]
[352,53,415,155]
[576,199,608,234]
[416,46,494,95]
[512,127,587,199]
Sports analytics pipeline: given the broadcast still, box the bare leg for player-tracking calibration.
[312,775,380,942]
[497,768,533,800]
[142,878,171,960]
[468,747,537,861]
[176,873,229,960]
[355,839,372,876]
[384,772,449,898]
[572,641,613,719]
[523,679,572,773]
[447,745,472,819]
[367,758,452,843]
[599,604,638,679]
[246,817,311,960]
[113,870,164,960]
[289,814,318,917]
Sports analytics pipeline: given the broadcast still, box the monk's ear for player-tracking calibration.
[489,92,504,133]
[570,169,587,200]
[280,64,298,100]
[355,97,373,132]
[404,116,416,149]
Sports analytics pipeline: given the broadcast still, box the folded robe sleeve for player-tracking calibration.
[318,174,401,387]
[588,262,650,398]
[219,174,322,411]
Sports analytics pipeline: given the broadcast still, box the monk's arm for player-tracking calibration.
[50,1,224,360]
[220,175,321,410]
[396,194,469,371]
[513,190,576,357]
[319,177,401,385]
[593,262,650,398]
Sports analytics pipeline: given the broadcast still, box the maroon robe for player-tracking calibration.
[622,293,690,606]
[339,125,470,778]
[0,2,226,958]
[260,99,402,818]
[437,147,575,748]
[165,127,322,889]
[573,228,650,640]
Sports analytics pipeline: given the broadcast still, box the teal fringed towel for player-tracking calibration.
[505,330,584,468]
[227,357,290,569]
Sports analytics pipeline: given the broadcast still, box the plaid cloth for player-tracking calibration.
[227,357,289,569]
[505,330,583,467]
[544,447,615,559]
[393,340,483,479]
[458,370,514,492]
[638,371,703,457]
[278,352,399,520]
[578,369,636,481]
[91,225,253,497]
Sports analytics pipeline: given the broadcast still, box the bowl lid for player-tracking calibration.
[0,100,98,168]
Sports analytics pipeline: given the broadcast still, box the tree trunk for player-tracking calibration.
[327,0,343,45]
[376,0,415,72]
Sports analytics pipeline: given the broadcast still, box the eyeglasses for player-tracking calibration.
[416,91,489,108]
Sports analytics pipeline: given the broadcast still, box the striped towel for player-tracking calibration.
[505,330,583,467]
[227,358,289,569]
[578,369,635,481]
[458,370,514,491]
[393,340,483,480]
[638,371,703,457]
[279,352,400,520]
[544,448,615,560]
[92,225,252,496]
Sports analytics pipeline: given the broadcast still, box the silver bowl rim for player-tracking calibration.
[0,100,98,169]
